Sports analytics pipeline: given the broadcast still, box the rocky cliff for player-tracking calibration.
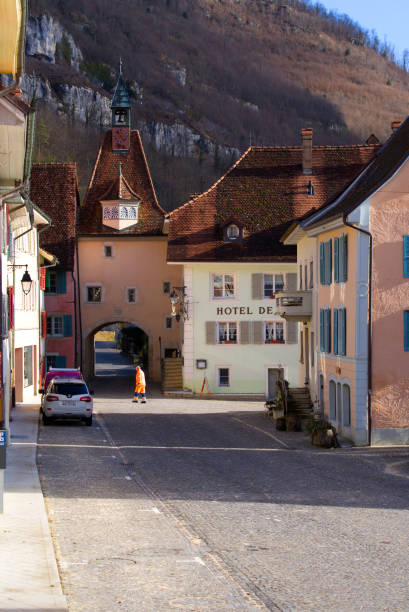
[22,15,239,165]
[21,0,409,208]
[26,14,83,71]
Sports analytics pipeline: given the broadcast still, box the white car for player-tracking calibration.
[41,378,93,426]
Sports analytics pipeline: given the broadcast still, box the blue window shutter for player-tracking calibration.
[328,240,332,284]
[325,240,332,285]
[55,355,66,368]
[320,309,325,351]
[404,311,409,351]
[404,236,409,278]
[333,309,339,354]
[326,309,331,353]
[320,243,325,284]
[340,308,346,355]
[334,238,339,283]
[57,270,66,294]
[63,315,72,337]
[342,234,348,282]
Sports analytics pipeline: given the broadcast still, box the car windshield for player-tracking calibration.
[51,383,88,396]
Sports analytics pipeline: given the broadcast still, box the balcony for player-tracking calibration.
[274,290,312,321]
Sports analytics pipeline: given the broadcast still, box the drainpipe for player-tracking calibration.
[342,213,372,446]
[37,224,56,384]
[71,270,78,368]
[75,237,83,372]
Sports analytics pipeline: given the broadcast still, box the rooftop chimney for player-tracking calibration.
[391,120,402,133]
[301,128,313,175]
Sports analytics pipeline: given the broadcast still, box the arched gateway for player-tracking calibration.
[78,68,181,382]
[83,320,150,381]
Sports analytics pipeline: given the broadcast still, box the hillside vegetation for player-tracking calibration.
[28,0,409,208]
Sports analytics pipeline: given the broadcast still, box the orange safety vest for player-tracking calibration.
[134,368,146,393]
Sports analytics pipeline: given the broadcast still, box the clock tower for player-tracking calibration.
[111,60,131,153]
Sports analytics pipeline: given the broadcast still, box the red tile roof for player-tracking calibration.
[167,143,379,262]
[79,130,165,235]
[0,84,32,115]
[30,163,79,270]
[302,116,409,227]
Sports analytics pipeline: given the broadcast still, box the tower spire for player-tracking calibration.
[111,60,131,153]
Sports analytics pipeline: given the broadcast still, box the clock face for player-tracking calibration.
[112,127,130,151]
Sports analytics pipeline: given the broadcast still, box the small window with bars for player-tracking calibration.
[218,367,230,387]
[127,287,137,303]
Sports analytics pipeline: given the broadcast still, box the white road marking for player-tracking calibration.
[152,507,161,514]
[125,475,132,480]
[176,557,205,566]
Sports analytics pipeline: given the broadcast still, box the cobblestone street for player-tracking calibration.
[37,343,409,611]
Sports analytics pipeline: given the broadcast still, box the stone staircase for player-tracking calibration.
[286,387,313,420]
[161,358,183,391]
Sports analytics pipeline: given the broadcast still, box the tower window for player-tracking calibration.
[114,109,127,124]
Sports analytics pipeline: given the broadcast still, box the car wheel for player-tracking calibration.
[42,413,51,426]
[84,415,92,426]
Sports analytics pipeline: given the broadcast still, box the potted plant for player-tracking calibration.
[306,418,338,448]
[272,394,285,419]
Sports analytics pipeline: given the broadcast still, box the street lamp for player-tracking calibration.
[21,266,33,295]
[8,264,33,295]
[169,286,188,322]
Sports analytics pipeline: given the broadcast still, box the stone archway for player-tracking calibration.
[82,318,153,381]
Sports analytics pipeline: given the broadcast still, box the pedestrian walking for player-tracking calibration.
[133,365,146,403]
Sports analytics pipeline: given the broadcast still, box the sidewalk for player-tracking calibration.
[0,401,67,611]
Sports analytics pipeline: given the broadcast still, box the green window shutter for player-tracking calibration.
[63,314,72,337]
[404,311,409,351]
[334,238,339,283]
[320,243,324,284]
[55,355,66,368]
[45,269,50,290]
[333,309,339,354]
[404,236,409,278]
[320,309,325,351]
[57,270,66,294]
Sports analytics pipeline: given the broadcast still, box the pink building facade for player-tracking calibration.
[30,163,80,377]
[288,118,409,445]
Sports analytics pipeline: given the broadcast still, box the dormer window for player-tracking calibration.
[227,224,240,240]
[222,219,244,242]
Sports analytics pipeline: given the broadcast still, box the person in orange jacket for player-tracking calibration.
[132,365,146,403]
